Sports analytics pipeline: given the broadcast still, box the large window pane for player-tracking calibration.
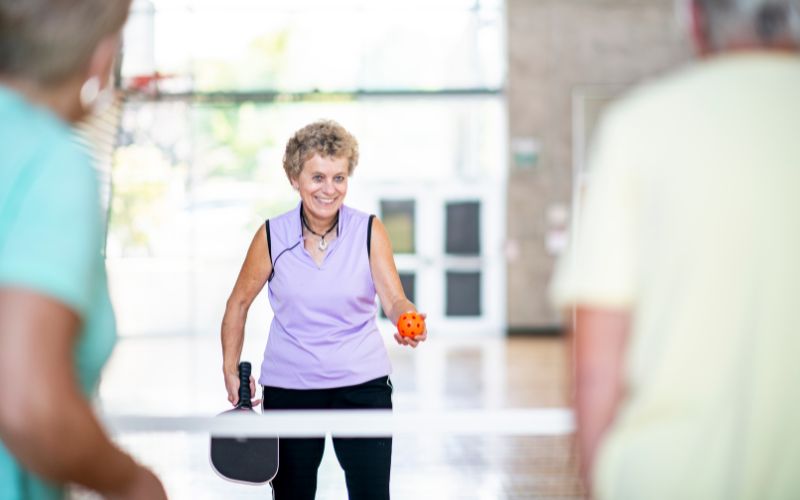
[108,97,501,336]
[109,99,502,259]
[123,1,504,92]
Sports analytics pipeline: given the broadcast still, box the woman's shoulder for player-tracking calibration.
[1,87,78,155]
[341,204,373,223]
[266,204,301,244]
[268,203,300,224]
[1,94,96,211]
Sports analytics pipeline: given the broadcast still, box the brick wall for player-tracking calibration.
[506,0,691,329]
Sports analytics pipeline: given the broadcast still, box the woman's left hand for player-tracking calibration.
[394,312,427,348]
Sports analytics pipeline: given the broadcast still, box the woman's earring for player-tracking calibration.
[79,76,101,110]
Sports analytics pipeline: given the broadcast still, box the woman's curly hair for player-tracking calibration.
[282,120,359,181]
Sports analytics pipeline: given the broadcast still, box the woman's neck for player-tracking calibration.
[301,205,338,235]
[0,76,83,123]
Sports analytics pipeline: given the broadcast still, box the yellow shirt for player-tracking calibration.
[551,53,800,500]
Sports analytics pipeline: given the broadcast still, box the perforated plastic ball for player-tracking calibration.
[397,312,425,338]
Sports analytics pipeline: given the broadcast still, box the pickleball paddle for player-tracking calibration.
[210,361,278,484]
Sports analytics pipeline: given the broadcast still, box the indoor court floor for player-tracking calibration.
[83,335,584,500]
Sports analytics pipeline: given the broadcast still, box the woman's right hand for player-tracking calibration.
[224,371,260,407]
[224,370,241,406]
[113,464,167,500]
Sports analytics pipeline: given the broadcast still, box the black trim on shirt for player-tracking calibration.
[367,214,376,259]
[265,219,272,264]
[267,218,302,283]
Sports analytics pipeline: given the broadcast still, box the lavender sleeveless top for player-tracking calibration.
[259,203,392,389]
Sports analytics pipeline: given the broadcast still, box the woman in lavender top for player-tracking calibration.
[221,120,426,499]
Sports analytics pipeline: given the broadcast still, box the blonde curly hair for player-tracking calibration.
[282,120,359,181]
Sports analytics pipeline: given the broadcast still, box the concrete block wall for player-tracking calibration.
[505,0,691,330]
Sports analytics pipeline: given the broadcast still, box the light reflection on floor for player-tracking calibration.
[89,335,583,500]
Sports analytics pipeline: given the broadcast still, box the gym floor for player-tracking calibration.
[83,335,584,500]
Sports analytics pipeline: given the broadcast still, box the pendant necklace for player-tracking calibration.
[302,210,339,251]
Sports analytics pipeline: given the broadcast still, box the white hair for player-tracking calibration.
[677,0,800,47]
[0,0,131,84]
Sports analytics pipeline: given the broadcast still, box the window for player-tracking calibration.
[381,200,415,254]
[445,201,480,255]
[110,0,504,336]
[446,271,481,316]
[122,1,504,93]
[399,272,416,304]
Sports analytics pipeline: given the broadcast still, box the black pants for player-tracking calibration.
[262,376,393,500]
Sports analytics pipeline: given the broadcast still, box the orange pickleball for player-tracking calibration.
[397,312,425,338]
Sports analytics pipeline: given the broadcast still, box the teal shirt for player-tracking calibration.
[0,87,117,499]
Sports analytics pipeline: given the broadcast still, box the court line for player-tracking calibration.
[104,408,574,437]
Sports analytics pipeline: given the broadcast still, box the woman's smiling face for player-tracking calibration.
[292,153,349,223]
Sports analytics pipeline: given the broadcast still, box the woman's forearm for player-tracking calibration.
[221,299,248,375]
[0,290,148,496]
[571,306,630,493]
[575,366,624,489]
[0,380,140,495]
[221,225,270,376]
[385,298,416,325]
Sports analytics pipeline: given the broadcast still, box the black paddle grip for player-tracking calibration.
[238,361,252,409]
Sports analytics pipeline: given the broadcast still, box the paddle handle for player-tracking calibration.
[238,361,252,409]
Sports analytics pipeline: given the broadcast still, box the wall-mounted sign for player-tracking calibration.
[511,137,540,169]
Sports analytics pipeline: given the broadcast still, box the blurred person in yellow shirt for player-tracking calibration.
[551,1,800,499]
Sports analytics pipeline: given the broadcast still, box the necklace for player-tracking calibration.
[301,210,339,251]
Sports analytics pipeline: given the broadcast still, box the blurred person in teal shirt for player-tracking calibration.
[0,0,166,498]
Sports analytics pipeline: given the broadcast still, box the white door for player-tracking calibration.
[360,179,506,338]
